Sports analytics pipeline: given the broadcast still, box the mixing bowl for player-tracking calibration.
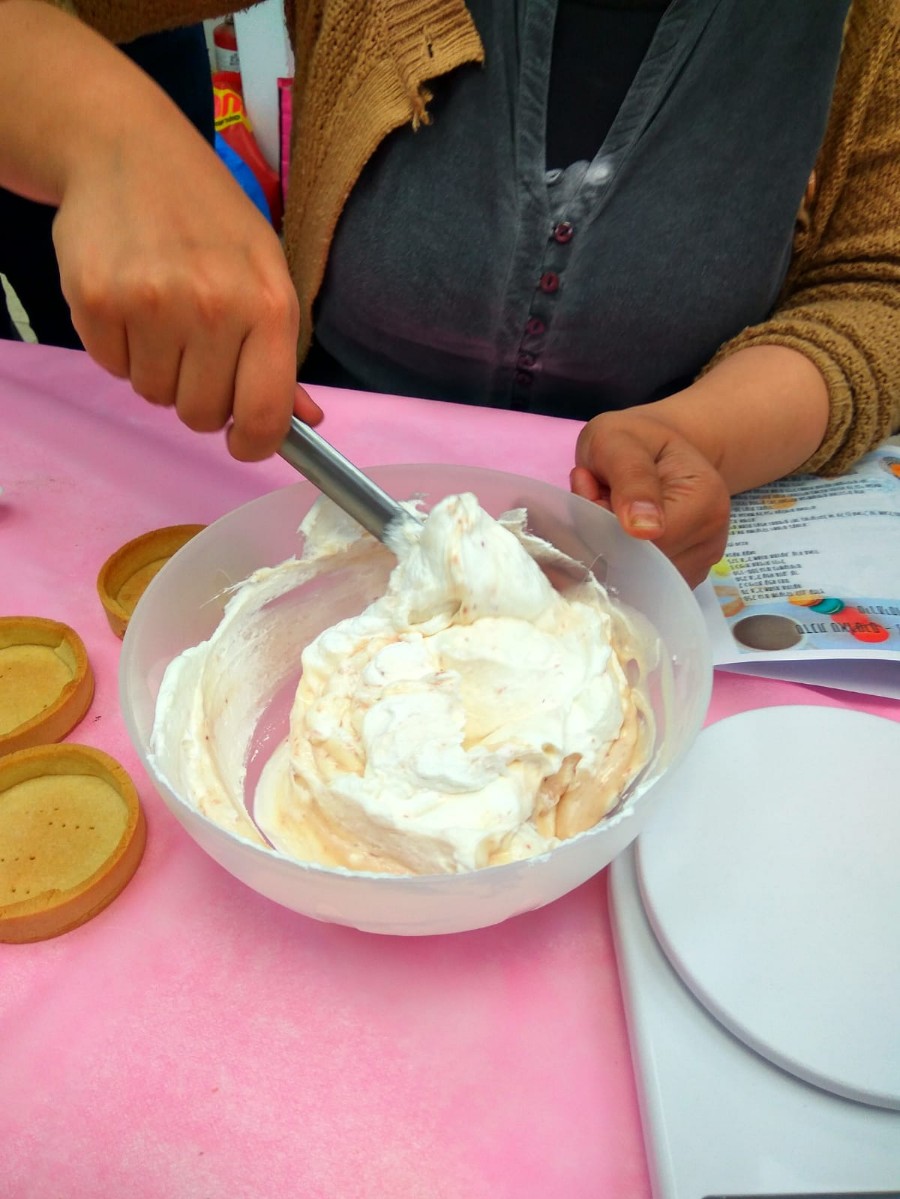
[120,464,712,935]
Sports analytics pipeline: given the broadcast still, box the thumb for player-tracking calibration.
[585,427,666,539]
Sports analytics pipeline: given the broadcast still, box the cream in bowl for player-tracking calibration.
[120,465,711,935]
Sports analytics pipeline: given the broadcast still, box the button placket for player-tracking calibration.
[511,161,589,411]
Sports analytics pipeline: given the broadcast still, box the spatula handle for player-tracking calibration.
[279,417,411,542]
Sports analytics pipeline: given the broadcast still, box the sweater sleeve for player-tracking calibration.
[49,1,237,42]
[705,7,900,477]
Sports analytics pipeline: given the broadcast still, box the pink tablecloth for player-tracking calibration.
[1,341,896,1199]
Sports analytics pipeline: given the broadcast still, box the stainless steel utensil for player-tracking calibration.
[279,416,416,542]
[279,420,589,591]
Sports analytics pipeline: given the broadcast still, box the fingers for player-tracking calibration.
[53,156,308,460]
[576,421,666,538]
[62,236,307,458]
[123,271,240,428]
[294,384,324,427]
[573,410,731,589]
[65,288,131,381]
[227,294,300,461]
[569,464,608,506]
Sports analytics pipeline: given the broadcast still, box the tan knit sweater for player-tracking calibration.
[57,0,900,474]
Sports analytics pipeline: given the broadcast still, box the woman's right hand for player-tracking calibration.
[0,1,319,460]
[572,408,732,588]
[52,130,318,460]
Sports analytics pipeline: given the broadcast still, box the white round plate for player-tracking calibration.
[636,705,900,1110]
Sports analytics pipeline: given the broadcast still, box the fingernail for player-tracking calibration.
[628,501,663,531]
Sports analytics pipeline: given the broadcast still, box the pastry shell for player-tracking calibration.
[0,616,94,756]
[97,524,205,638]
[0,743,146,942]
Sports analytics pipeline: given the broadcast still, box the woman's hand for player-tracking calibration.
[0,1,321,460]
[52,122,322,460]
[571,409,731,589]
[571,345,832,587]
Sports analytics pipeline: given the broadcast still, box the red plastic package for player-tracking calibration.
[213,70,283,232]
[278,76,293,209]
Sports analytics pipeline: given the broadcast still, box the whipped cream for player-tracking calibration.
[150,493,654,875]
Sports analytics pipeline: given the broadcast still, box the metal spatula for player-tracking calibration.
[279,416,416,542]
[280,419,590,591]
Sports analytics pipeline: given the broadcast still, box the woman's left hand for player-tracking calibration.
[571,409,731,588]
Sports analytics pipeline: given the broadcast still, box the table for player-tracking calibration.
[1,340,896,1199]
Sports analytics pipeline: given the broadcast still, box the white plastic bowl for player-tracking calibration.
[120,464,712,935]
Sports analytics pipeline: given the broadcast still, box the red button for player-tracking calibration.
[553,221,574,244]
[515,369,534,387]
[517,351,537,368]
[539,272,560,294]
[525,317,546,336]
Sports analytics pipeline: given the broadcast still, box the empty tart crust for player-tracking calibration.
[0,616,94,756]
[97,524,205,638]
[0,743,146,943]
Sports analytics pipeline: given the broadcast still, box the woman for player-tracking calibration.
[0,0,897,585]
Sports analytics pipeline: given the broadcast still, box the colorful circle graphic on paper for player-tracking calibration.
[787,592,892,645]
[788,591,825,608]
[829,605,891,643]
[760,494,798,511]
[731,613,804,652]
[849,622,890,644]
[809,597,845,615]
[714,585,745,618]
